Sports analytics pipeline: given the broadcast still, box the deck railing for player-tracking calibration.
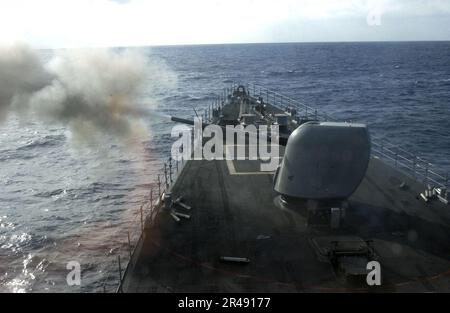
[228,81,449,190]
[99,152,187,293]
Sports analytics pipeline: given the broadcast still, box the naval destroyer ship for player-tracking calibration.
[109,83,450,292]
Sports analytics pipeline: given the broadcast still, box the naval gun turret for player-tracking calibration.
[273,121,371,227]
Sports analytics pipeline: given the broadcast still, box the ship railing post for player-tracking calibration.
[140,205,144,232]
[305,106,308,120]
[150,188,153,206]
[164,163,168,189]
[424,163,429,185]
[169,157,173,183]
[127,232,132,259]
[117,255,123,293]
[157,174,161,197]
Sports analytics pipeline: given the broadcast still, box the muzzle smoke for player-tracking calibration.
[0,44,174,141]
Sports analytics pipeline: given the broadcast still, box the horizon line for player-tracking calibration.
[39,39,450,50]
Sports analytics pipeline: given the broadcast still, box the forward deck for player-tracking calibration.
[120,84,450,292]
[121,155,450,292]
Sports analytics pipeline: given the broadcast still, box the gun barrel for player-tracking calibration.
[171,116,195,125]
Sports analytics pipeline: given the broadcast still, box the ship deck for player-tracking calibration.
[120,91,450,292]
[121,155,450,292]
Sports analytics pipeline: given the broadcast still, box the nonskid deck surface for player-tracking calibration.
[122,154,450,292]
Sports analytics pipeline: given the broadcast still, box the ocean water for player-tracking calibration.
[0,42,449,292]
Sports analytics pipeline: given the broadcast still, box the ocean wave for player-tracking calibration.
[188,74,207,80]
[0,149,37,161]
[265,69,298,77]
[33,183,134,202]
[34,189,66,198]
[16,135,65,151]
[0,232,50,255]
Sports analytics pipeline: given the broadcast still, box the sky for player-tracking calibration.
[0,0,449,48]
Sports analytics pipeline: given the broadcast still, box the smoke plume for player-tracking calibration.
[0,44,174,141]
